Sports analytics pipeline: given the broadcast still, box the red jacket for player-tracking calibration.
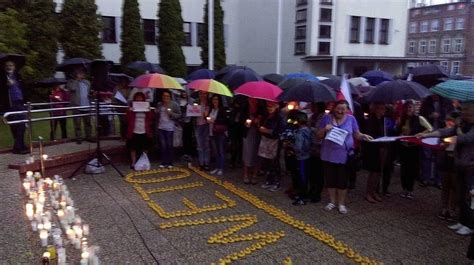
[126,109,154,139]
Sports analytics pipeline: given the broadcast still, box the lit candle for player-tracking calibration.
[26,203,34,221]
[42,252,51,264]
[42,154,48,160]
[57,209,65,220]
[287,104,295,110]
[245,119,252,127]
[44,221,52,231]
[364,112,369,118]
[325,110,330,114]
[74,237,81,249]
[59,201,67,209]
[31,220,37,231]
[37,223,44,231]
[81,251,89,260]
[36,202,44,215]
[66,206,75,223]
[26,171,33,178]
[23,181,31,193]
[193,103,198,106]
[206,117,211,122]
[82,224,90,236]
[76,227,83,239]
[66,228,75,240]
[40,229,48,247]
[34,172,41,179]
[57,247,66,265]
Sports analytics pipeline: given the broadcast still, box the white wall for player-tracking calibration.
[334,0,409,57]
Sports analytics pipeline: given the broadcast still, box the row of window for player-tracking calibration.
[408,38,464,54]
[411,3,466,17]
[409,17,465,33]
[101,16,206,47]
[295,25,331,40]
[440,61,461,75]
[296,8,332,23]
[350,16,389,44]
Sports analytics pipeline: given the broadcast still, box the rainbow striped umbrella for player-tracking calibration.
[187,79,233,97]
[129,73,183,90]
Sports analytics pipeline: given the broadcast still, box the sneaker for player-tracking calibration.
[338,205,348,214]
[159,164,165,169]
[437,210,448,220]
[167,165,173,169]
[445,212,457,222]
[292,199,306,206]
[399,192,407,198]
[456,226,473,236]
[448,223,463,230]
[210,169,219,174]
[261,182,272,189]
[324,203,337,211]
[269,184,281,192]
[217,170,223,176]
[406,193,414,200]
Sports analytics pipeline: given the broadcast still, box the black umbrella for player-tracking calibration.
[214,65,242,79]
[277,77,306,90]
[278,80,336,103]
[410,64,448,88]
[364,80,431,103]
[187,68,215,81]
[218,66,262,89]
[320,78,361,96]
[263,73,284,85]
[56,58,91,72]
[0,53,26,69]
[361,70,394,86]
[109,73,133,83]
[35,77,67,87]
[127,61,165,73]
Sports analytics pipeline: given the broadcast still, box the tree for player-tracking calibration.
[120,0,145,68]
[200,0,226,70]
[22,0,58,82]
[59,0,102,59]
[157,0,187,77]
[0,8,28,54]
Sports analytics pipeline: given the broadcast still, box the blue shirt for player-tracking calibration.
[7,74,23,103]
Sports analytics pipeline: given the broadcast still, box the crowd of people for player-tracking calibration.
[2,58,474,255]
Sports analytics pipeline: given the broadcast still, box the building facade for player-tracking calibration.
[406,0,474,76]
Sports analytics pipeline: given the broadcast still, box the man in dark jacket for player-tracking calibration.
[0,60,28,154]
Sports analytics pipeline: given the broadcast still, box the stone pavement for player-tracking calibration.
[0,140,471,264]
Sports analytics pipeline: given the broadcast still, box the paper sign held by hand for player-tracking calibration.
[186,105,202,117]
[132,101,150,112]
[325,127,349,146]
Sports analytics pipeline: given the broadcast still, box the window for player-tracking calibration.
[430,19,439,31]
[294,42,306,55]
[418,40,427,54]
[442,39,451,53]
[143,19,156,45]
[318,42,330,55]
[365,17,375,43]
[296,9,307,22]
[444,18,453,30]
[197,23,205,47]
[349,16,360,43]
[420,21,429,32]
[455,18,464,29]
[412,10,420,16]
[447,4,455,10]
[183,22,191,46]
[451,61,460,75]
[379,18,389,44]
[320,8,332,22]
[408,41,416,54]
[453,38,463,52]
[440,61,449,72]
[295,26,306,40]
[296,0,307,6]
[320,0,332,4]
[428,40,436,53]
[457,4,465,9]
[319,25,331,38]
[409,22,417,33]
[101,16,116,43]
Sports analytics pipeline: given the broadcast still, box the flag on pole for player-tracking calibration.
[336,74,354,113]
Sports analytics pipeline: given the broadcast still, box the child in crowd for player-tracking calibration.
[281,109,300,199]
[292,112,313,205]
[126,92,154,170]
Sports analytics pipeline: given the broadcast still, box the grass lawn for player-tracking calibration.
[0,112,121,150]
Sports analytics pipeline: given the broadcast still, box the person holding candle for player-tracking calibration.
[49,83,70,140]
[194,91,211,171]
[126,92,154,170]
[317,100,373,214]
[418,101,474,236]
[242,98,265,184]
[156,90,181,168]
[207,95,230,176]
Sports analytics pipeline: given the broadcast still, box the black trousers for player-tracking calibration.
[285,155,298,190]
[308,155,324,200]
[7,109,27,152]
[182,122,194,156]
[399,144,421,192]
[457,168,473,229]
[50,118,67,140]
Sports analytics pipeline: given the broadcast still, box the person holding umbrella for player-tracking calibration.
[0,57,28,154]
[317,100,373,214]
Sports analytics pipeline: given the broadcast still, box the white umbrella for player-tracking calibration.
[348,77,370,87]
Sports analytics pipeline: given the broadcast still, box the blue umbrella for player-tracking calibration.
[217,66,262,89]
[127,61,165,73]
[432,80,474,101]
[361,70,394,86]
[284,72,319,81]
[187,68,215,81]
[56,58,91,72]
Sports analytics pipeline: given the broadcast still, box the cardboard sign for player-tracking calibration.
[132,101,150,112]
[186,104,202,117]
[325,127,349,146]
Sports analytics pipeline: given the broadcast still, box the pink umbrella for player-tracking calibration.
[234,81,283,102]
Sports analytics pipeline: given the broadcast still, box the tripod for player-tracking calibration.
[69,60,124,179]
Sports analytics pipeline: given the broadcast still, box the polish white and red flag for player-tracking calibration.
[336,74,354,114]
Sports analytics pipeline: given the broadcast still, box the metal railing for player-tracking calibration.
[2,101,129,154]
